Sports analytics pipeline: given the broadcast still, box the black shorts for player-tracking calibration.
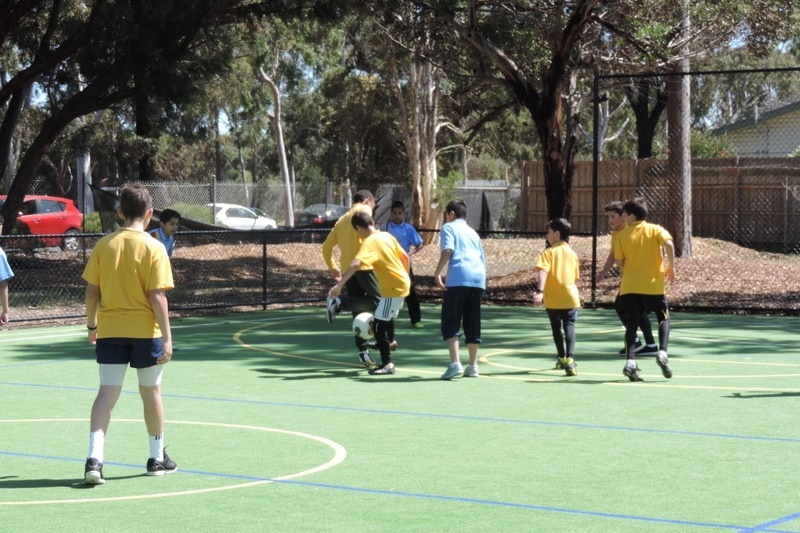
[95,338,163,368]
[440,286,484,343]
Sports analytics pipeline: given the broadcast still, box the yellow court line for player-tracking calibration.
[0,418,347,506]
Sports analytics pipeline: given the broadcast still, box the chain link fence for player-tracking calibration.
[4,67,800,323]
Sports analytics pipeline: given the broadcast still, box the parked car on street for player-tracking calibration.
[0,195,83,250]
[206,203,277,230]
[294,204,348,228]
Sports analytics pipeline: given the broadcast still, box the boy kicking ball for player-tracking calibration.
[328,212,410,375]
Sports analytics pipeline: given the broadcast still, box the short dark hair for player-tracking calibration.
[445,199,467,219]
[353,190,374,204]
[623,197,648,220]
[159,208,181,224]
[547,218,572,242]
[351,211,374,230]
[604,201,624,215]
[390,200,405,211]
[119,184,152,220]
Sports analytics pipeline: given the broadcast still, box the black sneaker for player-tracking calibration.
[560,356,577,376]
[146,452,178,476]
[618,338,643,356]
[623,362,643,382]
[84,458,105,485]
[554,358,566,370]
[368,363,396,375]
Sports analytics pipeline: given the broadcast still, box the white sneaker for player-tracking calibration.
[441,362,464,380]
[656,350,672,378]
[463,365,479,378]
[325,296,341,323]
[358,351,376,368]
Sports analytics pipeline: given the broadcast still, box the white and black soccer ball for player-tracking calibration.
[352,312,375,340]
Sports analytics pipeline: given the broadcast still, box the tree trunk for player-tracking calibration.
[259,69,293,227]
[625,78,668,159]
[665,5,692,258]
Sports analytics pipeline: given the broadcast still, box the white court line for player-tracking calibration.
[0,418,347,506]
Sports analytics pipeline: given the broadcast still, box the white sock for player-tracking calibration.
[149,434,164,461]
[89,430,105,463]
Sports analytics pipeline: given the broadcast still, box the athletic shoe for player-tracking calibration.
[84,458,105,485]
[325,296,341,323]
[412,322,424,329]
[560,357,577,377]
[441,362,464,380]
[146,452,177,476]
[554,358,566,370]
[389,340,398,352]
[463,365,479,377]
[358,351,376,368]
[618,338,642,356]
[637,344,660,356]
[656,350,673,378]
[623,361,643,382]
[368,363,396,375]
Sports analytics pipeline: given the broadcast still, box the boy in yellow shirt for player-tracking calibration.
[329,212,410,375]
[82,184,175,484]
[614,197,674,382]
[534,218,580,376]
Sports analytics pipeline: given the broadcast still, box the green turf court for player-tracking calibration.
[2,305,799,532]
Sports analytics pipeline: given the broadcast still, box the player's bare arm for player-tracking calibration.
[663,240,676,283]
[329,258,362,297]
[433,249,452,290]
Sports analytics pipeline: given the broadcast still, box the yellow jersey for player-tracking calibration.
[322,203,373,272]
[535,241,580,309]
[355,231,410,298]
[614,220,672,295]
[82,228,174,339]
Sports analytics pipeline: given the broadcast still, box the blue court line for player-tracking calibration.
[739,514,800,532]
[2,380,800,446]
[1,450,796,532]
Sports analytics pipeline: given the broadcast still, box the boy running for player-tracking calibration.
[614,197,674,382]
[598,201,657,356]
[534,218,580,376]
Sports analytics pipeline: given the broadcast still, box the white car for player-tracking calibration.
[206,203,277,230]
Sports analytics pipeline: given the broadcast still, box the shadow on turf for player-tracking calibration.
[726,391,800,399]
[0,474,144,490]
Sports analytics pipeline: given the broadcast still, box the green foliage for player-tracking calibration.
[168,202,214,224]
[83,213,103,233]
[691,131,737,158]
[789,145,800,158]
[435,169,462,208]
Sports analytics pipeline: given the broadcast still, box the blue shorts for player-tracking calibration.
[96,338,163,369]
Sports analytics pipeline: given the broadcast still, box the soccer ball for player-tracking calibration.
[352,312,375,340]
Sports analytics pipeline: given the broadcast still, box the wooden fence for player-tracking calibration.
[521,158,800,252]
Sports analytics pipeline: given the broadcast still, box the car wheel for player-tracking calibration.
[62,229,80,251]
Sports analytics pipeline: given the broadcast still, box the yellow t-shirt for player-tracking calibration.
[535,241,580,309]
[614,220,672,295]
[322,203,373,272]
[82,228,174,339]
[355,231,410,298]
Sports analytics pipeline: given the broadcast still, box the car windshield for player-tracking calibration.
[304,204,339,215]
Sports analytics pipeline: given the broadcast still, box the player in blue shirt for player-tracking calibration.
[149,209,181,258]
[383,201,425,327]
[433,200,486,379]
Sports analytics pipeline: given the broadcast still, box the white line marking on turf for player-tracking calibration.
[0,418,347,506]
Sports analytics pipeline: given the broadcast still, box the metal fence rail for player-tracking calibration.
[2,226,798,325]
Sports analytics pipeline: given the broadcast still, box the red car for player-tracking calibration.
[0,195,84,250]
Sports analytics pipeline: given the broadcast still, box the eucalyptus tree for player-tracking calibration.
[380,0,797,222]
[0,0,347,231]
